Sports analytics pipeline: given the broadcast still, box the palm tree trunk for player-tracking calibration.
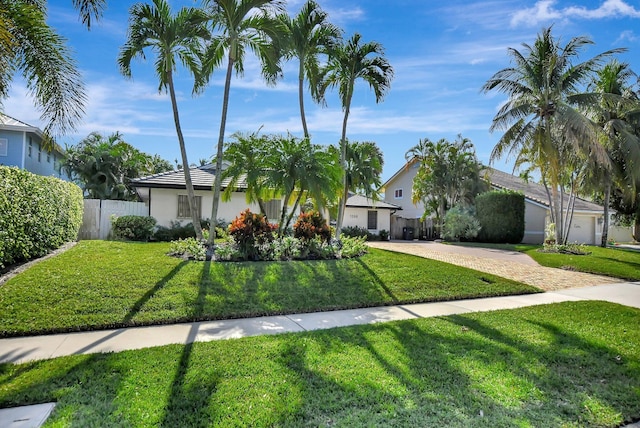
[208,55,234,247]
[298,62,309,139]
[601,181,611,247]
[335,89,352,239]
[167,71,203,240]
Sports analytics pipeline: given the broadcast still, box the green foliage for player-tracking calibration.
[338,235,369,258]
[167,238,206,261]
[293,210,331,242]
[112,215,156,241]
[62,132,173,200]
[340,225,369,239]
[476,190,525,243]
[539,242,591,255]
[442,206,481,242]
[229,210,277,260]
[153,220,216,242]
[0,166,83,268]
[378,229,389,241]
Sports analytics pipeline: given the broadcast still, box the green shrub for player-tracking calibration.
[168,237,206,261]
[442,206,481,242]
[378,229,389,241]
[0,166,83,268]
[153,220,214,241]
[476,190,525,243]
[229,209,276,260]
[338,236,369,258]
[341,226,369,239]
[293,210,331,242]
[112,215,156,241]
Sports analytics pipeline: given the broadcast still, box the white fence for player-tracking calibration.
[79,199,148,240]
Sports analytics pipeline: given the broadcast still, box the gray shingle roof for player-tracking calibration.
[482,167,603,213]
[346,194,401,210]
[131,164,247,191]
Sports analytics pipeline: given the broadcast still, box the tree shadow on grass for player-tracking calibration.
[121,260,189,324]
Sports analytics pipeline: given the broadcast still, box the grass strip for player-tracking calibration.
[0,241,538,337]
[0,301,638,427]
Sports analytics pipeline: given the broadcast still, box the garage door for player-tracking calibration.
[567,216,595,244]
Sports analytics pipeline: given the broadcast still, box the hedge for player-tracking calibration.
[476,190,525,243]
[0,166,84,268]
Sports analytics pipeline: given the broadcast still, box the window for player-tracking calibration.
[367,210,378,230]
[394,188,403,199]
[47,153,51,163]
[264,199,281,220]
[37,143,41,162]
[0,139,7,156]
[28,138,32,157]
[177,195,202,219]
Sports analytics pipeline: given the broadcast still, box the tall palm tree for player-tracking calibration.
[481,26,624,244]
[1,0,86,140]
[71,0,107,29]
[318,33,393,237]
[118,0,209,240]
[200,0,285,246]
[587,60,640,246]
[278,0,341,138]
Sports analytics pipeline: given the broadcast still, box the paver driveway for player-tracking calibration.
[368,241,621,291]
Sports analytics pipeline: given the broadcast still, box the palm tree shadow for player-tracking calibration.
[122,260,188,324]
[355,258,399,302]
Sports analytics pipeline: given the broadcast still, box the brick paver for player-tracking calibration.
[368,241,621,291]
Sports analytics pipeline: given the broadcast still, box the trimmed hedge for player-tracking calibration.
[0,166,83,268]
[476,190,525,243]
[112,215,156,241]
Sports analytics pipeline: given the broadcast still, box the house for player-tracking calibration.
[343,194,401,234]
[131,164,299,227]
[0,113,68,179]
[382,159,610,245]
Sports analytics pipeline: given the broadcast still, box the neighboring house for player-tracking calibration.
[343,194,401,234]
[0,113,68,179]
[382,159,609,245]
[131,164,298,227]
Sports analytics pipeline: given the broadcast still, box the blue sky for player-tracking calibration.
[8,0,640,182]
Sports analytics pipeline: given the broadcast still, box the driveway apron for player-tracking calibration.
[367,241,621,291]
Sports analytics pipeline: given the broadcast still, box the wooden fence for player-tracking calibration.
[78,199,148,240]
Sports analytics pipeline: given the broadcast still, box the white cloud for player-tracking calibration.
[615,30,639,44]
[511,0,640,27]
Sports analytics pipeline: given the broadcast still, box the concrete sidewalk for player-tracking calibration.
[1,282,638,365]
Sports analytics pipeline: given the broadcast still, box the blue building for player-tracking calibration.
[0,113,68,180]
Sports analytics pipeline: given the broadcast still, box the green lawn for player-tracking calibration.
[449,242,640,281]
[0,301,638,427]
[0,241,538,337]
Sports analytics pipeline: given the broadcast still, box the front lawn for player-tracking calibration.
[0,301,638,427]
[0,241,538,337]
[449,242,640,281]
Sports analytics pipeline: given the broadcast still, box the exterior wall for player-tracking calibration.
[383,162,424,219]
[0,130,25,168]
[609,224,634,243]
[343,207,391,234]
[147,188,300,228]
[522,202,548,244]
[0,129,67,179]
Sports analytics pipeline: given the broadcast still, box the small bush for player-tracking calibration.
[168,237,206,261]
[112,216,156,241]
[539,242,591,255]
[341,226,369,239]
[378,230,389,241]
[293,210,331,242]
[229,209,277,260]
[339,236,369,258]
[442,206,481,242]
[153,220,214,242]
[476,190,525,243]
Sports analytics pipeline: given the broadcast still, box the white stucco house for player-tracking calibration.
[382,158,614,245]
[343,194,401,235]
[131,163,297,227]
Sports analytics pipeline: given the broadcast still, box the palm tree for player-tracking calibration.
[70,0,107,29]
[318,33,393,238]
[118,0,209,240]
[200,0,285,246]
[277,0,341,138]
[330,140,384,203]
[1,0,86,140]
[481,26,624,244]
[587,60,640,247]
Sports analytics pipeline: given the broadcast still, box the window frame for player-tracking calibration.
[177,194,202,219]
[367,210,378,230]
[394,188,403,199]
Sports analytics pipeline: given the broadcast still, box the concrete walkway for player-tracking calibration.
[1,282,638,365]
[368,241,621,291]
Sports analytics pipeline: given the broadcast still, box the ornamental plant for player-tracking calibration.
[228,209,276,260]
[293,210,331,242]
